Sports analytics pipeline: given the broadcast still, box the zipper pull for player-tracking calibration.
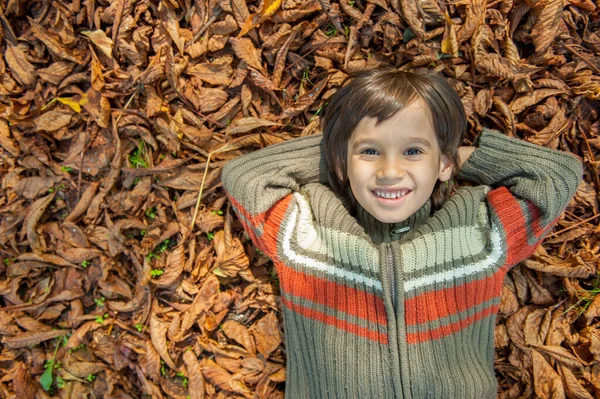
[390,226,410,236]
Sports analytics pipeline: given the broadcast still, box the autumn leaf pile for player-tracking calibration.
[0,0,599,397]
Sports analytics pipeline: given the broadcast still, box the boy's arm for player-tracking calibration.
[457,128,583,267]
[221,134,326,256]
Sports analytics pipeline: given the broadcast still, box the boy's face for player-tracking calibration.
[346,99,453,224]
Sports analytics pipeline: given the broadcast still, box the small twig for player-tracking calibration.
[562,43,600,74]
[565,210,585,223]
[190,9,222,45]
[190,152,213,232]
[284,37,335,72]
[547,213,600,238]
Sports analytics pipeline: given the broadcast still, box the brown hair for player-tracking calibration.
[322,67,467,212]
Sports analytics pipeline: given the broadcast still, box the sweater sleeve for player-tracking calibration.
[458,128,583,267]
[221,134,327,257]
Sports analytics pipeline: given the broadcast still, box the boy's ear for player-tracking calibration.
[437,155,454,182]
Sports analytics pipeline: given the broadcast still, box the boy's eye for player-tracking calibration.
[360,148,379,156]
[404,148,422,156]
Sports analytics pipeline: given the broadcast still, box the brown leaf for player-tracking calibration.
[509,88,567,114]
[226,117,280,135]
[201,359,252,397]
[187,61,233,85]
[280,77,328,119]
[534,345,585,369]
[457,0,486,43]
[0,118,20,156]
[222,320,257,354]
[229,37,264,74]
[506,305,532,349]
[82,88,111,128]
[441,13,458,57]
[2,329,66,349]
[231,0,252,31]
[14,176,62,200]
[150,314,177,370]
[213,230,250,278]
[558,364,594,399]
[268,366,286,382]
[531,0,564,55]
[183,350,206,399]
[153,245,185,287]
[400,0,425,38]
[159,2,185,54]
[531,349,566,399]
[272,29,298,87]
[524,308,546,347]
[250,312,281,358]
[35,107,73,132]
[64,182,101,223]
[66,321,103,349]
[36,61,75,85]
[15,363,38,399]
[23,193,55,254]
[28,17,85,64]
[5,44,36,86]
[82,30,114,59]
[524,258,595,279]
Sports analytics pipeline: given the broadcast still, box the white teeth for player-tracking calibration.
[374,190,407,199]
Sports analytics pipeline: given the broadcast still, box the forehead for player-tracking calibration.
[349,99,437,144]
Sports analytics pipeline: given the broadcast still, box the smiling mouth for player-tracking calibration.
[371,189,411,199]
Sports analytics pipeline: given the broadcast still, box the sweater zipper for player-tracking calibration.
[388,245,395,310]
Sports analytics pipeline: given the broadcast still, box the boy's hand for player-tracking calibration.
[457,146,476,169]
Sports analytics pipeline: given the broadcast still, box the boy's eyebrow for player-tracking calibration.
[351,138,376,149]
[407,137,433,148]
[352,137,433,149]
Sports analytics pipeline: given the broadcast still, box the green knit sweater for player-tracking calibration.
[221,129,582,398]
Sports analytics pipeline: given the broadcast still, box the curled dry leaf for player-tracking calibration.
[153,245,185,287]
[2,329,66,349]
[183,350,206,399]
[34,107,73,132]
[5,44,36,86]
[222,320,257,355]
[558,364,594,399]
[230,37,265,74]
[226,117,280,135]
[530,0,564,55]
[24,193,55,254]
[150,314,177,370]
[213,230,250,278]
[250,312,281,358]
[531,349,566,399]
[82,30,114,59]
[201,358,253,397]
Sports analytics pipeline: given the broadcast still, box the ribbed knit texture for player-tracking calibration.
[221,129,583,399]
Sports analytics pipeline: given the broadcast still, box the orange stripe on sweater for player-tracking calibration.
[227,194,293,260]
[406,304,499,344]
[405,270,505,326]
[487,187,540,267]
[276,260,388,326]
[281,296,389,344]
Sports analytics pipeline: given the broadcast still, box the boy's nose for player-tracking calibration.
[376,159,405,181]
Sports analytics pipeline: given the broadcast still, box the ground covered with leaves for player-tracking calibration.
[0,0,599,397]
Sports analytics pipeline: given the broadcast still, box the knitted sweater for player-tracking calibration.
[221,129,582,399]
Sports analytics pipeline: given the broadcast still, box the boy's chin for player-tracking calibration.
[374,215,408,224]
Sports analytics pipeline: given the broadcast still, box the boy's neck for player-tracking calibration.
[356,200,432,245]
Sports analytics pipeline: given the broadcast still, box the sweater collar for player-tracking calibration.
[356,200,432,245]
